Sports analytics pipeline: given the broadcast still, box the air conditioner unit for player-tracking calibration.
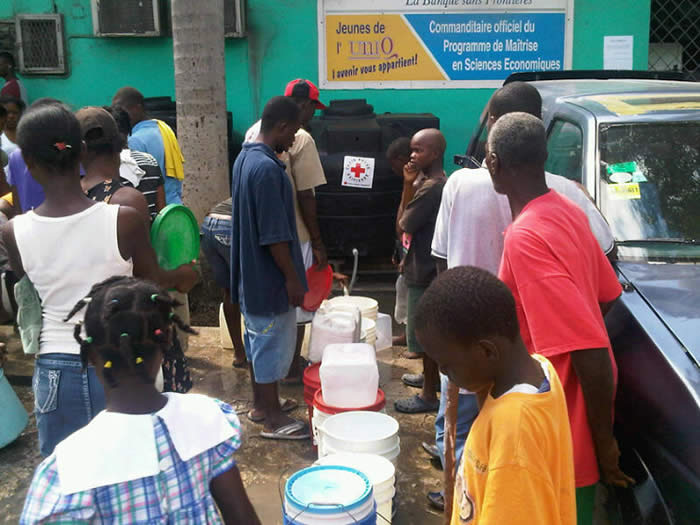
[91,0,162,37]
[224,0,247,38]
[0,20,15,55]
[15,14,66,75]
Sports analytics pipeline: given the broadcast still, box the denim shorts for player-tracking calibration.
[201,216,231,290]
[33,353,106,457]
[242,307,296,384]
[435,373,478,470]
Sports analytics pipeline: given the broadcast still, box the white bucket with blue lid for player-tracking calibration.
[284,465,376,524]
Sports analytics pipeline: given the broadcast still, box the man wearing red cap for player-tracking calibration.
[244,79,327,385]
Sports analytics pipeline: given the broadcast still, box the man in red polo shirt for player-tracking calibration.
[487,112,634,524]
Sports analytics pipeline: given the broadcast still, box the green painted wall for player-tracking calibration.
[1,0,651,173]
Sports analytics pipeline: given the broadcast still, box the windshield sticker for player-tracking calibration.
[606,161,647,183]
[607,182,641,200]
[609,172,633,183]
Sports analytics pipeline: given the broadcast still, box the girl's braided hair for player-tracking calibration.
[65,276,196,387]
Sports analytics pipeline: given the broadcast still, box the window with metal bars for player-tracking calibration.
[649,0,699,80]
[16,14,65,75]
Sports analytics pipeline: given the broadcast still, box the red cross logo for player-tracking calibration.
[350,163,366,178]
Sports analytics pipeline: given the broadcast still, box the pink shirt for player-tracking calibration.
[498,189,622,487]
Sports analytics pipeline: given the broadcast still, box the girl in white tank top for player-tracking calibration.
[2,102,196,456]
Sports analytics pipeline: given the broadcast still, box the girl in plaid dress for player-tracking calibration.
[21,277,261,524]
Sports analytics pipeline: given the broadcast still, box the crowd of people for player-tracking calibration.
[1,55,633,524]
[387,82,633,524]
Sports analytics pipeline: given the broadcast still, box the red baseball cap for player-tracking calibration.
[284,79,327,110]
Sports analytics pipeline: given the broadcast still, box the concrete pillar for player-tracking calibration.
[171,0,229,223]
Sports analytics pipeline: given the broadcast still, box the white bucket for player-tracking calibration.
[362,317,376,346]
[319,411,400,465]
[322,441,400,466]
[316,453,396,524]
[328,296,379,321]
[312,406,388,454]
[312,407,330,451]
[284,465,376,524]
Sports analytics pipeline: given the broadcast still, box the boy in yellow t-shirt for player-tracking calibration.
[415,266,576,525]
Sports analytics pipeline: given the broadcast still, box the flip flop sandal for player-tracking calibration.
[246,398,298,422]
[260,420,311,441]
[394,394,439,414]
[427,491,445,511]
[402,373,424,388]
[401,350,422,360]
[422,441,440,459]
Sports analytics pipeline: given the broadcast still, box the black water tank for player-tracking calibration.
[311,100,439,259]
[143,97,239,178]
[377,113,440,151]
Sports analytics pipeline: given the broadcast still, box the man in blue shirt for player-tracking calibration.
[111,87,179,204]
[231,96,309,440]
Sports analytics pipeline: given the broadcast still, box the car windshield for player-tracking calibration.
[598,120,700,261]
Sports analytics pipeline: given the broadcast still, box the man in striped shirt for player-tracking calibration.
[122,148,165,221]
[108,106,165,221]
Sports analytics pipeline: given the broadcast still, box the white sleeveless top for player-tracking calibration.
[13,203,133,355]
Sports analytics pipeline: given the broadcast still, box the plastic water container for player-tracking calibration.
[328,296,379,320]
[218,303,246,351]
[284,465,376,524]
[316,454,395,525]
[374,313,392,351]
[308,306,359,363]
[312,388,386,449]
[318,411,400,466]
[320,344,378,408]
[0,368,29,448]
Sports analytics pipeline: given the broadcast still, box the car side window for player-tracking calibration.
[545,119,584,183]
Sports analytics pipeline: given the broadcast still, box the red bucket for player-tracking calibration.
[303,363,321,407]
[313,387,386,415]
[303,363,322,446]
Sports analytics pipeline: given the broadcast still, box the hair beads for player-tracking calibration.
[64,276,196,387]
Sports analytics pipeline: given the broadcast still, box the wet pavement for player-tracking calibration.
[0,322,444,524]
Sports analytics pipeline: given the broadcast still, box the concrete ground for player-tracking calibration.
[0,322,445,524]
